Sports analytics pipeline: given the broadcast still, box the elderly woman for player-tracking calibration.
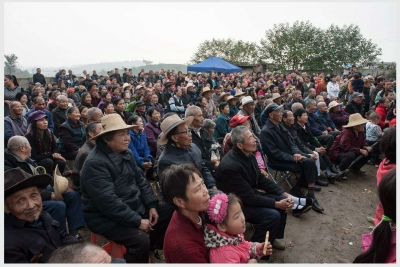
[202,119,216,138]
[52,95,69,137]
[227,95,240,117]
[329,113,373,174]
[4,75,23,117]
[4,101,28,145]
[58,107,86,160]
[25,110,66,175]
[127,115,153,171]
[196,96,208,119]
[48,91,61,112]
[144,107,162,158]
[80,114,172,263]
[114,98,132,123]
[80,92,93,108]
[328,101,349,131]
[16,92,30,116]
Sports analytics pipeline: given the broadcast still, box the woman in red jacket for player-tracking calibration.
[374,97,390,130]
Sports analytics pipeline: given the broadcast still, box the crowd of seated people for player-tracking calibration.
[4,68,396,263]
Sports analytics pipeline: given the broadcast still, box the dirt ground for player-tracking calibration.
[75,163,379,263]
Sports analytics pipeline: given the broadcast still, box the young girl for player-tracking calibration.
[204,193,272,263]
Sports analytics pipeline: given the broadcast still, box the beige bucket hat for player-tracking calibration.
[328,101,341,112]
[343,113,369,128]
[158,114,194,145]
[53,165,69,201]
[90,113,138,140]
[200,87,216,97]
[270,93,282,101]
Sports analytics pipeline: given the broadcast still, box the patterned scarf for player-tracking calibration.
[204,224,243,248]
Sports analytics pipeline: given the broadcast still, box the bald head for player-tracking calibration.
[291,102,304,113]
[308,89,316,97]
[317,101,328,113]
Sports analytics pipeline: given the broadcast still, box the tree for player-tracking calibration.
[143,60,153,66]
[189,38,259,65]
[4,54,20,75]
[259,21,382,70]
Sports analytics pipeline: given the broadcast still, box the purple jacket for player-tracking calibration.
[144,121,161,153]
[329,110,349,131]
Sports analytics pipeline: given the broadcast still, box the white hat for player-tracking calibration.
[136,85,144,91]
[239,96,254,109]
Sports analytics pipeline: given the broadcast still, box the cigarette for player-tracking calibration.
[263,231,269,255]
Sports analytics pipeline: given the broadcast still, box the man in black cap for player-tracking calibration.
[134,100,148,125]
[260,103,324,212]
[345,92,365,116]
[4,168,79,263]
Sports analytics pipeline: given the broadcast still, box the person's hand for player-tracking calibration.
[148,208,159,227]
[310,153,317,161]
[283,195,294,210]
[315,147,326,154]
[275,199,291,211]
[213,161,220,170]
[260,169,269,178]
[365,146,372,153]
[248,259,258,264]
[322,130,328,135]
[142,162,152,170]
[138,219,151,232]
[256,242,273,256]
[293,154,305,162]
[4,100,10,105]
[360,149,368,157]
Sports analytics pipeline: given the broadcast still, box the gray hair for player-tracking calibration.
[369,111,381,120]
[202,119,216,130]
[7,136,29,153]
[185,105,201,118]
[87,107,102,120]
[291,102,304,113]
[9,100,20,110]
[305,99,316,108]
[56,95,68,102]
[320,91,328,97]
[231,126,249,147]
[315,96,324,102]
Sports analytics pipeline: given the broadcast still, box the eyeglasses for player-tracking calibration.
[174,129,191,135]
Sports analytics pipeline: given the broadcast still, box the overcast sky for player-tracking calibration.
[4,2,397,69]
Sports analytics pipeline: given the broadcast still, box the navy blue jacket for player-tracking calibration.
[306,111,327,136]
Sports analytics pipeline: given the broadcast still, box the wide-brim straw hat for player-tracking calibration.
[200,87,216,97]
[270,93,282,101]
[343,113,369,128]
[234,91,245,97]
[53,165,69,201]
[90,113,138,140]
[328,101,340,112]
[219,92,229,101]
[158,114,194,145]
[226,95,238,103]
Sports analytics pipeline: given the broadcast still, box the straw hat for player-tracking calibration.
[53,165,69,201]
[219,92,229,101]
[90,114,138,140]
[158,114,194,145]
[343,113,369,128]
[270,93,282,101]
[200,87,216,97]
[328,101,340,112]
[226,95,238,103]
[234,91,245,97]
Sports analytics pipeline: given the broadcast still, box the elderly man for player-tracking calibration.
[185,106,218,173]
[4,168,79,263]
[261,103,324,212]
[303,88,317,103]
[157,114,217,189]
[5,101,28,145]
[288,90,304,111]
[86,107,103,123]
[345,92,365,116]
[315,101,339,132]
[5,136,86,240]
[216,126,313,251]
[25,96,54,131]
[305,99,338,152]
[71,122,102,193]
[201,87,218,121]
[238,96,261,138]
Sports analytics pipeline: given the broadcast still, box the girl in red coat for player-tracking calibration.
[374,97,390,130]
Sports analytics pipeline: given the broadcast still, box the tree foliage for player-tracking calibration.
[189,38,259,65]
[4,54,20,75]
[259,21,382,70]
[143,60,153,66]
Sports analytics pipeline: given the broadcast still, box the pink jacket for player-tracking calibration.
[204,224,260,263]
[362,230,396,263]
[374,160,396,225]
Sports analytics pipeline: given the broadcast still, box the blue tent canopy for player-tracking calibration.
[187,56,242,73]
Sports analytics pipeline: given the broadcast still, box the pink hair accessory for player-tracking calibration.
[207,193,229,224]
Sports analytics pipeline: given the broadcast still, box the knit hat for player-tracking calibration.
[207,193,229,224]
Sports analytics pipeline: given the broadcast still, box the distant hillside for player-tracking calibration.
[18,61,188,78]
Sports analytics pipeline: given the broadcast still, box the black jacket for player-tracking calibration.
[254,102,263,126]
[190,128,216,171]
[80,138,158,234]
[281,123,313,157]
[293,122,322,151]
[4,149,53,201]
[216,146,284,209]
[51,106,68,137]
[345,100,365,117]
[32,73,46,86]
[5,212,78,263]
[260,120,302,167]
